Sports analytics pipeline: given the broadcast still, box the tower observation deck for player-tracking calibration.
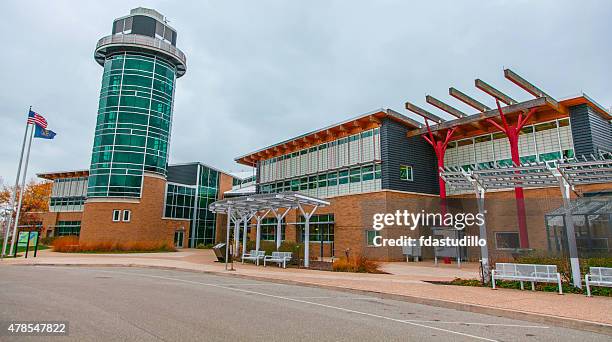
[88,7,187,198]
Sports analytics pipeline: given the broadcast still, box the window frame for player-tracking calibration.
[365,230,381,247]
[122,210,131,222]
[494,231,520,250]
[400,165,414,181]
[112,209,121,222]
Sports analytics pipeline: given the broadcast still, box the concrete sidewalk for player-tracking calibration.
[2,249,610,333]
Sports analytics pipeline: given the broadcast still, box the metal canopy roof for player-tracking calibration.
[440,156,612,193]
[546,197,612,216]
[209,192,330,216]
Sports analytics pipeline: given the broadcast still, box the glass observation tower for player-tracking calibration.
[88,7,187,198]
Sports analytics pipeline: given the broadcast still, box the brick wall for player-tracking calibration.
[238,183,611,262]
[79,174,190,246]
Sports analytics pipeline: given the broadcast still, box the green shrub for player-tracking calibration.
[196,243,214,249]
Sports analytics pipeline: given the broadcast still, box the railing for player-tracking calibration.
[95,34,186,66]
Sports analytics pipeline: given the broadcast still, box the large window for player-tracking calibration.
[55,221,81,237]
[191,166,220,246]
[298,214,334,242]
[164,184,196,219]
[88,52,177,198]
[495,232,520,250]
[50,177,87,212]
[259,162,382,198]
[546,200,612,256]
[258,128,382,197]
[259,217,285,241]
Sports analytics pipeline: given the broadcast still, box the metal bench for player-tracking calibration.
[491,263,563,294]
[585,267,612,297]
[264,252,292,268]
[242,250,266,266]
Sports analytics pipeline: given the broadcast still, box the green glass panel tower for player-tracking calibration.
[88,7,187,198]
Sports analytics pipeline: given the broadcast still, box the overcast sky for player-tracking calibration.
[1,0,611,186]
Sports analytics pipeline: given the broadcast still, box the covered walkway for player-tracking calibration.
[209,192,330,268]
[440,155,612,287]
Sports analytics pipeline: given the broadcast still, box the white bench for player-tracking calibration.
[242,250,266,266]
[264,252,292,268]
[491,263,563,294]
[585,267,612,297]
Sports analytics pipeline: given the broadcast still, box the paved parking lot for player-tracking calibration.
[0,266,609,341]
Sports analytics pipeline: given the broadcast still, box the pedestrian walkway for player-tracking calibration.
[3,249,610,330]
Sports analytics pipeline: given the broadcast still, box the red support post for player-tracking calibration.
[486,100,536,249]
[422,121,457,200]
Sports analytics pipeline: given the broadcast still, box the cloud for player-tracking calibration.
[1,0,610,184]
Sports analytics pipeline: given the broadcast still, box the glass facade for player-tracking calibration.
[298,214,335,242]
[88,52,177,198]
[259,217,286,241]
[163,164,221,247]
[259,128,382,197]
[50,177,87,212]
[164,183,195,219]
[545,198,612,256]
[191,166,220,246]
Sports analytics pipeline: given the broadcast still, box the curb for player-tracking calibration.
[12,262,612,336]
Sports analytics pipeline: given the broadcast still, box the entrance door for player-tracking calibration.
[174,231,184,248]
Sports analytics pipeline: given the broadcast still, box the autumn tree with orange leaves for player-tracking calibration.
[0,179,52,226]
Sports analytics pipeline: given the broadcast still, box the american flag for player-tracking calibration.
[27,110,47,129]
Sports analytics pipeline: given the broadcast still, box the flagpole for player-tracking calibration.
[1,107,31,259]
[8,123,35,256]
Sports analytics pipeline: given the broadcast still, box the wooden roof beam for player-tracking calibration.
[425,95,467,118]
[475,79,517,105]
[368,116,382,124]
[407,97,551,137]
[449,87,491,112]
[504,68,559,109]
[405,102,445,123]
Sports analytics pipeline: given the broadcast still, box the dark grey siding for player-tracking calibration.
[380,118,439,195]
[167,164,198,185]
[569,104,612,157]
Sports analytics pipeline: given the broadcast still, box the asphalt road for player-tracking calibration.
[0,266,608,342]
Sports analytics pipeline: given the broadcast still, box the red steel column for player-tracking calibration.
[486,100,536,249]
[422,121,457,200]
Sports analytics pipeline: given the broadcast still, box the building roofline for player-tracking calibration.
[37,161,240,181]
[37,169,89,180]
[558,93,611,118]
[234,108,421,166]
[407,94,610,138]
[167,162,237,178]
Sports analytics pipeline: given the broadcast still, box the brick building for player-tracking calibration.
[30,7,611,261]
[233,91,612,261]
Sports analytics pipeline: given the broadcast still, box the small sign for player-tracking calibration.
[28,232,38,247]
[17,231,38,248]
[17,232,29,248]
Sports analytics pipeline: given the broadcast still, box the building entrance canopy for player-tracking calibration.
[209,192,330,268]
[440,155,612,288]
